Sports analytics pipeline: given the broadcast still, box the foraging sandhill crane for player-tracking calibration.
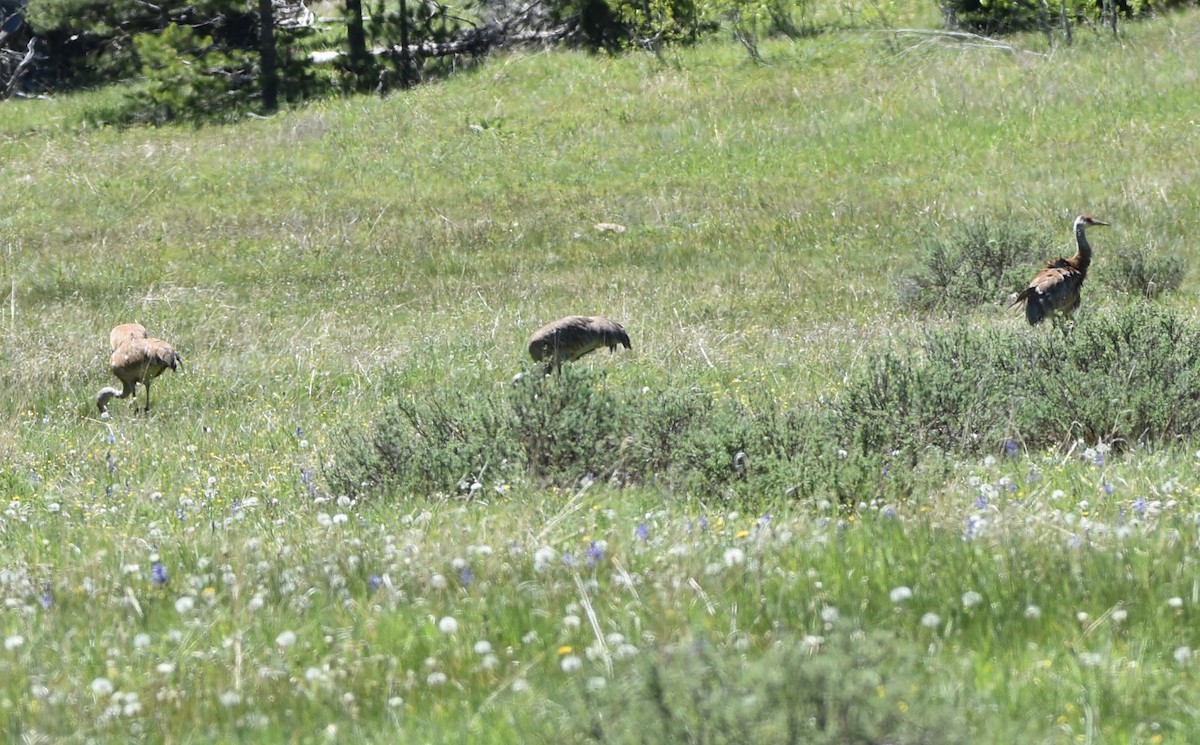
[1012,215,1109,327]
[109,323,147,351]
[96,325,181,415]
[527,315,631,374]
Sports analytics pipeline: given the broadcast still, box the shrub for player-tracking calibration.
[124,23,255,125]
[938,0,1192,37]
[23,0,256,87]
[509,366,631,486]
[327,389,525,499]
[1099,242,1185,299]
[836,303,1200,455]
[899,218,1051,317]
[550,628,974,745]
[326,368,909,507]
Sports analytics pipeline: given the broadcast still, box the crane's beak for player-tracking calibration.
[1091,219,1110,226]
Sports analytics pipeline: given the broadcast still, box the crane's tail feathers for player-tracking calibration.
[1011,288,1046,325]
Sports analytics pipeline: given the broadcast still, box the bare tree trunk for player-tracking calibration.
[345,0,370,89]
[259,0,278,112]
[397,0,415,87]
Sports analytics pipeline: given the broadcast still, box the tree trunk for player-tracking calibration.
[397,0,414,87]
[345,0,370,89]
[259,0,278,112]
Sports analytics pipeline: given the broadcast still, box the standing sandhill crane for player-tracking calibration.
[527,315,631,374]
[109,323,148,351]
[96,325,181,415]
[1011,215,1109,327]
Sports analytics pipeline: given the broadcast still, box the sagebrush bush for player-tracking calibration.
[1099,243,1185,299]
[899,218,1051,316]
[327,367,910,507]
[837,303,1200,455]
[551,628,974,745]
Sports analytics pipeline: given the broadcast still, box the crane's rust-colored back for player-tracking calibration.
[1012,215,1107,327]
[109,323,148,351]
[527,315,631,373]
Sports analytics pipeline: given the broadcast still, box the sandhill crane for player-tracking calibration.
[96,325,181,415]
[527,315,631,374]
[1012,215,1109,327]
[109,323,147,351]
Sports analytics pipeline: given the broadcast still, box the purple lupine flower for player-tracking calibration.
[635,523,650,541]
[151,562,169,586]
[1133,498,1148,516]
[41,582,52,610]
[585,541,605,567]
[368,575,383,591]
[1102,482,1114,496]
[963,515,981,541]
[1004,439,1018,457]
[458,566,475,587]
[975,495,988,510]
[562,552,575,567]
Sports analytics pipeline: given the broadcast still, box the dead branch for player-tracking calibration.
[880,27,1047,57]
[3,38,37,98]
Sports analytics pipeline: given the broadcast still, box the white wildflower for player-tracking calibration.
[920,612,941,629]
[91,677,114,697]
[889,586,913,603]
[560,655,582,673]
[275,630,298,649]
[437,616,458,634]
[962,591,983,609]
[534,547,557,572]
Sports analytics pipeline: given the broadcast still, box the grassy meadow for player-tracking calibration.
[3,4,1200,742]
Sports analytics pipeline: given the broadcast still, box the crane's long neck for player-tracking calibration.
[96,379,136,413]
[1072,220,1093,274]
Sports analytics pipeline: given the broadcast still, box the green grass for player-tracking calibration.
[3,5,1200,742]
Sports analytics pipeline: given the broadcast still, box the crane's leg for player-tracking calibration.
[142,381,152,413]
